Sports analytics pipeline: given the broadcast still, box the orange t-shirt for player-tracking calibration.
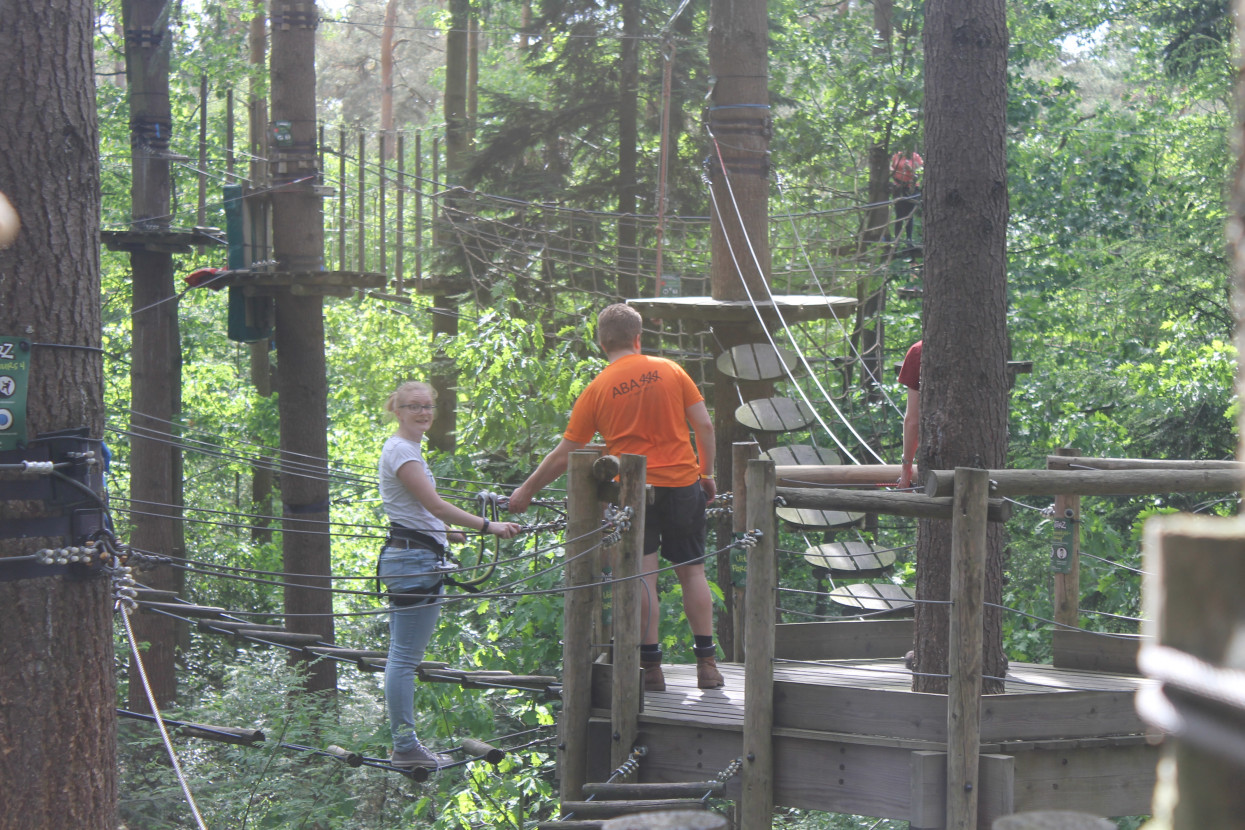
[564,353,704,487]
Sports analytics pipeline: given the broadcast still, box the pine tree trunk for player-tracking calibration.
[617,0,640,300]
[270,0,336,695]
[913,0,1010,694]
[124,0,185,712]
[0,1,116,824]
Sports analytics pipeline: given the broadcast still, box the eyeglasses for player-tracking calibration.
[399,403,436,413]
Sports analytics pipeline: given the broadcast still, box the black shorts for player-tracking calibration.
[643,482,708,565]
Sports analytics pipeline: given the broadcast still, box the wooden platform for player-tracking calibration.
[628,295,857,324]
[584,659,1158,826]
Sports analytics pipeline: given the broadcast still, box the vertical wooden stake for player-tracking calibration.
[1051,447,1082,629]
[357,129,366,273]
[729,441,759,663]
[1141,514,1245,828]
[947,467,988,830]
[395,133,405,292]
[560,450,601,803]
[197,74,208,226]
[414,131,423,282]
[611,454,646,773]
[378,132,387,276]
[741,457,776,830]
[338,127,346,272]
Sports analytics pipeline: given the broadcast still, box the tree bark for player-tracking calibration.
[431,0,471,453]
[123,0,185,712]
[0,0,116,825]
[914,0,1010,694]
[381,0,399,159]
[269,0,336,694]
[617,0,640,300]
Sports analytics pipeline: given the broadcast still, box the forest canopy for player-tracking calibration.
[83,0,1237,826]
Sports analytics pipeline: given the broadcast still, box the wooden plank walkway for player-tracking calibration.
[583,658,1159,821]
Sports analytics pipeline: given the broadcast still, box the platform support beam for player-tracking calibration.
[611,454,646,773]
[947,468,988,829]
[741,457,777,829]
[560,451,601,803]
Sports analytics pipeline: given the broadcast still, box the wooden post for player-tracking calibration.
[395,132,405,292]
[415,131,423,282]
[741,457,776,830]
[1139,514,1245,828]
[1051,448,1082,629]
[226,88,235,180]
[729,442,760,663]
[338,127,346,272]
[357,129,366,273]
[198,73,208,225]
[378,132,387,275]
[560,451,601,803]
[947,468,988,830]
[611,454,646,772]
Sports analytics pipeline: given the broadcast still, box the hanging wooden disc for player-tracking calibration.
[716,342,801,381]
[827,582,915,614]
[804,541,896,577]
[775,505,863,529]
[760,443,839,467]
[734,397,816,433]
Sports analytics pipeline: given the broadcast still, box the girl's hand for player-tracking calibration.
[447,530,467,544]
[489,521,522,540]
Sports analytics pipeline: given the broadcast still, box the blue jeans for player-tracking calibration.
[379,544,444,752]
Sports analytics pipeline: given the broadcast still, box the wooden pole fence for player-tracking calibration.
[560,450,601,803]
[740,457,776,830]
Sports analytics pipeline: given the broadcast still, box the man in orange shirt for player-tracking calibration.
[508,303,723,690]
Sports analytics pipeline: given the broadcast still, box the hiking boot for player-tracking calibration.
[641,654,666,692]
[692,644,725,689]
[390,742,453,769]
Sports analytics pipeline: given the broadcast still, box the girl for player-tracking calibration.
[378,381,520,768]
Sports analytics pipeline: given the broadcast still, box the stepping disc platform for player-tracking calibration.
[716,342,801,381]
[761,445,863,529]
[803,541,896,578]
[827,582,915,614]
[735,397,816,433]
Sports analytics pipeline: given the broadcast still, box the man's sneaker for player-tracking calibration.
[390,743,453,769]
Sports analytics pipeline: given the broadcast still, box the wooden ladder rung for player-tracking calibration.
[558,800,707,819]
[582,781,724,800]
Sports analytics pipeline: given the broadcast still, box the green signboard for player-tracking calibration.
[1050,510,1073,574]
[0,336,31,450]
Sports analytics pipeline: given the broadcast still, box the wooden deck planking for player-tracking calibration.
[582,658,1158,820]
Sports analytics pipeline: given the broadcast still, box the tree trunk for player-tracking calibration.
[381,0,398,159]
[913,0,1010,694]
[269,0,336,695]
[431,0,471,453]
[708,0,772,658]
[617,0,640,300]
[0,1,116,825]
[123,0,185,712]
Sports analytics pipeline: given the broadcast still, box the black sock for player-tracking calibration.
[641,643,661,656]
[693,635,714,651]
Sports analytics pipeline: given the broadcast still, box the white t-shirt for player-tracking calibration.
[378,434,446,546]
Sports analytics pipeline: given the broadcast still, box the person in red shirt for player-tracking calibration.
[897,340,922,489]
[889,150,923,242]
[509,304,724,690]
